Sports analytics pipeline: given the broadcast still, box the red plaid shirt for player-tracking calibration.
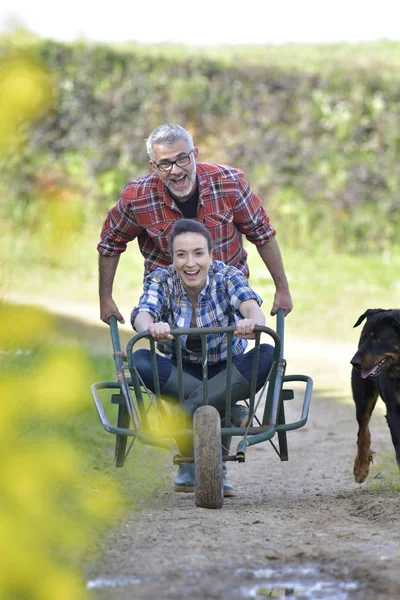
[97,162,276,278]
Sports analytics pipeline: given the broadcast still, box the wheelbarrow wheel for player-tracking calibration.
[115,403,130,467]
[193,405,224,509]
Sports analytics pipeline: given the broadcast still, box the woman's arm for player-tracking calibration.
[235,299,266,339]
[131,269,171,337]
[134,311,173,341]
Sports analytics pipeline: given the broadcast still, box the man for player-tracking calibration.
[98,123,292,323]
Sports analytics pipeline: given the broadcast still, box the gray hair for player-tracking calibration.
[145,124,194,162]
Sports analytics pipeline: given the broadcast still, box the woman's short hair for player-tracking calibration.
[169,219,213,255]
[146,124,194,162]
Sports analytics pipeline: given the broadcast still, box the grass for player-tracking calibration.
[3,220,400,344]
[368,451,400,491]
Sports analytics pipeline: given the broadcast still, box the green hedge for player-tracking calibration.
[2,37,400,253]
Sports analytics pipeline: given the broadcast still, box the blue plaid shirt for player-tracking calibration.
[131,261,263,364]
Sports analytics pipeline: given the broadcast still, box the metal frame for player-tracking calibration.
[91,308,313,467]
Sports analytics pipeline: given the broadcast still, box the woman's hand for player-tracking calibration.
[234,318,258,340]
[134,313,172,341]
[148,321,173,341]
[236,299,265,338]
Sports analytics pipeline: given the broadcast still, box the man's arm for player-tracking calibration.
[99,254,125,324]
[256,239,293,316]
[227,172,292,314]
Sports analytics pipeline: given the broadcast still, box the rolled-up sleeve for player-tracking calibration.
[130,270,167,328]
[232,174,276,246]
[97,193,143,256]
[225,267,263,311]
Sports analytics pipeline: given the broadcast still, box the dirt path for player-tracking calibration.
[84,332,400,599]
[8,294,400,598]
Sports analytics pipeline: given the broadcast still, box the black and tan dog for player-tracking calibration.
[350,309,400,483]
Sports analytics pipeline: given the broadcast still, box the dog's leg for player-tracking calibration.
[382,386,400,473]
[351,368,379,483]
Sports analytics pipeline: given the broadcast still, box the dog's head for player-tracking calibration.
[350,309,400,379]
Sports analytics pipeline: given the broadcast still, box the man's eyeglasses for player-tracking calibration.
[155,150,194,173]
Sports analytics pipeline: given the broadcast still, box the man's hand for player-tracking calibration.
[270,290,293,317]
[148,322,173,341]
[234,318,258,340]
[100,297,125,324]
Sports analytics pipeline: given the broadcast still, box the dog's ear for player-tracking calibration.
[353,309,385,328]
[391,315,400,336]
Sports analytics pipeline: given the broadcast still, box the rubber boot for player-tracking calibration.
[185,364,250,417]
[173,455,195,493]
[222,404,250,429]
[159,367,200,493]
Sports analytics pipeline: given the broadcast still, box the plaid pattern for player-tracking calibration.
[131,261,263,364]
[98,162,276,278]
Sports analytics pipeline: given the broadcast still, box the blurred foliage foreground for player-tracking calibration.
[0,45,171,600]
[0,304,119,600]
[0,302,172,600]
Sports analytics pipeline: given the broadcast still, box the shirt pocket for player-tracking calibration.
[203,210,233,230]
[144,223,172,254]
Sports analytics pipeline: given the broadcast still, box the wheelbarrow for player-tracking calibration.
[91,308,313,509]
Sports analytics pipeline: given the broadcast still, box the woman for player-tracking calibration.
[131,219,274,495]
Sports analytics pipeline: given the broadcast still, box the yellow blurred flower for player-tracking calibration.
[148,400,190,441]
[0,52,54,154]
[0,303,53,349]
[0,307,122,600]
[28,346,93,414]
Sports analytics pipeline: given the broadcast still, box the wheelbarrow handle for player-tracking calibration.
[276,307,285,360]
[108,314,122,354]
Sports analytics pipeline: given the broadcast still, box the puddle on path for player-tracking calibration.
[237,565,361,598]
[87,563,365,598]
[87,575,151,589]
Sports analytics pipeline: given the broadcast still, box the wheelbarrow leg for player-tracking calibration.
[112,393,130,468]
[277,401,289,461]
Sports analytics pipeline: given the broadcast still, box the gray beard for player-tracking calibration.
[165,169,197,199]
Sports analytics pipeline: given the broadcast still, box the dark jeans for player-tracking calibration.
[133,344,274,392]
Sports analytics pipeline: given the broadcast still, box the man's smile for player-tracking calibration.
[169,173,187,187]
